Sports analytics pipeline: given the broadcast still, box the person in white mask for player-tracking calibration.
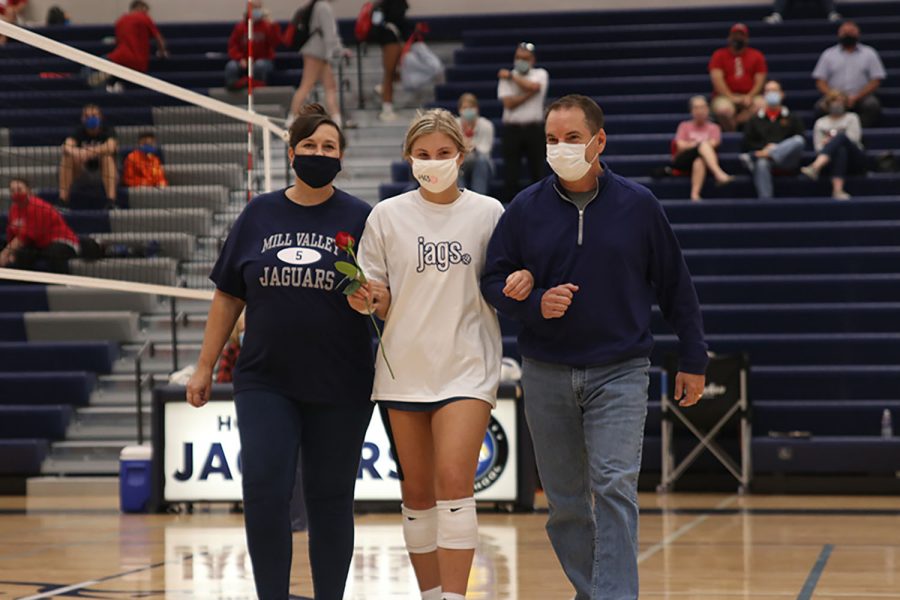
[497,41,549,202]
[481,94,708,600]
[348,109,522,600]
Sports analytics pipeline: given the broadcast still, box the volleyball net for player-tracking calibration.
[0,17,290,290]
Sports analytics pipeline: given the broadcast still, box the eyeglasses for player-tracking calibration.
[518,42,535,53]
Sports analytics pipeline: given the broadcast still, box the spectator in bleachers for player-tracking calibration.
[368,0,409,122]
[764,0,841,23]
[456,93,495,195]
[0,0,27,45]
[708,23,767,132]
[123,131,168,188]
[812,21,886,127]
[801,90,866,200]
[739,80,806,199]
[225,1,281,91]
[101,1,168,92]
[59,104,118,209]
[498,42,549,202]
[481,93,707,600]
[1,177,80,274]
[285,0,351,127]
[672,95,733,201]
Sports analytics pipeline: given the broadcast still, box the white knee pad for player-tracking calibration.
[436,497,478,550]
[401,504,438,554]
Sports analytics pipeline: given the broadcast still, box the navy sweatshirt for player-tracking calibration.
[480,165,708,374]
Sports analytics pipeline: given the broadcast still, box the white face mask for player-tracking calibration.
[546,135,597,181]
[412,155,460,193]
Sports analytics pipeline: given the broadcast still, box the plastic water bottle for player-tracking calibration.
[882,409,893,438]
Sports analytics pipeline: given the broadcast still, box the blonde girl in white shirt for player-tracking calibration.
[347,109,531,600]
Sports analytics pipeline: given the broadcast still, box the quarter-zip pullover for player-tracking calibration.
[480,164,708,374]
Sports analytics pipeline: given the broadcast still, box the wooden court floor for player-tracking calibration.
[1,493,898,599]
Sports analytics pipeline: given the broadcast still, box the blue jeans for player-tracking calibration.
[459,152,493,195]
[225,58,274,87]
[748,134,805,198]
[522,356,650,600]
[235,390,373,600]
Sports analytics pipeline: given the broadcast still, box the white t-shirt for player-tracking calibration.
[357,189,504,406]
[497,67,549,125]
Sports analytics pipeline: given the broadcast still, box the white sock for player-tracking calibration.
[442,593,466,600]
[421,587,442,600]
[382,102,394,113]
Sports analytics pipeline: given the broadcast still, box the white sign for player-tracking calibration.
[162,398,518,503]
[164,401,243,501]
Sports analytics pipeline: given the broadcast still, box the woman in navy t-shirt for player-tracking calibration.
[187,105,377,600]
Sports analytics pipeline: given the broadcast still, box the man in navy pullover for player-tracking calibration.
[481,94,708,600]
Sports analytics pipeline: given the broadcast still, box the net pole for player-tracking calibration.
[246,0,255,203]
[263,127,273,192]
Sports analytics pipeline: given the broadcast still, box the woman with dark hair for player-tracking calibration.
[186,104,378,600]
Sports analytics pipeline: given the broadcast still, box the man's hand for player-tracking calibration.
[847,94,859,108]
[503,269,534,301]
[239,58,248,69]
[674,372,706,407]
[348,280,390,317]
[497,69,511,80]
[0,248,12,267]
[541,284,579,319]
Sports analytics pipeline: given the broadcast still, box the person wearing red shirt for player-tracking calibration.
[1,178,80,274]
[225,1,280,90]
[107,1,168,74]
[708,23,768,132]
[0,0,28,45]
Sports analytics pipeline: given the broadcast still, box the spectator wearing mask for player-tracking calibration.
[59,104,118,209]
[740,80,806,199]
[100,1,168,92]
[1,177,80,274]
[285,0,351,128]
[801,90,866,200]
[497,42,549,202]
[123,131,168,188]
[672,95,733,201]
[225,0,281,91]
[812,21,886,127]
[764,0,841,23]
[456,93,495,195]
[708,23,768,132]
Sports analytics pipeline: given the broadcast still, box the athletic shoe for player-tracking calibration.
[833,190,851,200]
[739,153,755,173]
[763,12,783,23]
[800,165,820,181]
[378,108,398,122]
[828,11,842,22]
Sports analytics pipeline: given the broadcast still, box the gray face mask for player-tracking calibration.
[829,103,846,116]
[513,59,531,75]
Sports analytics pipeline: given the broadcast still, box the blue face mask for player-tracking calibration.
[764,91,782,107]
[292,154,342,188]
[513,59,531,75]
[84,115,101,129]
[139,144,157,155]
[252,8,264,20]
[461,108,478,122]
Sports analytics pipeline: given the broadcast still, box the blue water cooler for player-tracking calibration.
[119,445,153,513]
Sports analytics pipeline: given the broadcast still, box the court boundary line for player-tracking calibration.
[15,558,177,600]
[637,494,738,564]
[796,543,834,600]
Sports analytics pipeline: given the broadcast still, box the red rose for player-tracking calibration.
[335,231,355,251]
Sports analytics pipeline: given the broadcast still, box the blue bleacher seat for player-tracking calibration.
[0,342,118,374]
[0,372,96,407]
[0,439,50,475]
[0,405,72,440]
